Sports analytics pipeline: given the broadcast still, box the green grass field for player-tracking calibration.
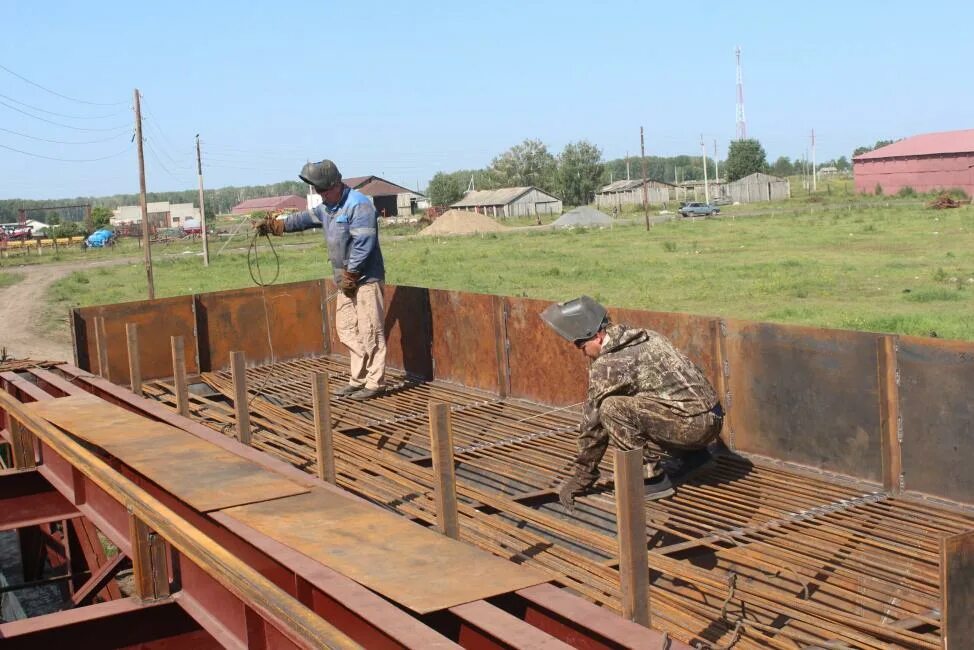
[42,200,974,341]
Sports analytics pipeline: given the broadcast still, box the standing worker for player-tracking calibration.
[540,296,724,509]
[255,159,387,401]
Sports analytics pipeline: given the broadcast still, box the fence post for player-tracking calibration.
[613,447,651,627]
[429,401,460,539]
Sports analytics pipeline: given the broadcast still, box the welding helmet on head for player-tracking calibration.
[299,159,342,190]
[540,296,608,344]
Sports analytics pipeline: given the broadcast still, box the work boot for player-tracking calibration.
[644,473,675,500]
[670,448,716,480]
[348,387,383,401]
[335,384,364,397]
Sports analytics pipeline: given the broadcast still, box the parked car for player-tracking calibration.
[679,202,720,217]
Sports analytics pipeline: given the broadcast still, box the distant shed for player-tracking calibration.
[451,187,562,218]
[309,176,426,217]
[595,179,672,209]
[853,129,974,195]
[725,172,790,203]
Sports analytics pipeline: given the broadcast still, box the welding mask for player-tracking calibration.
[540,296,608,344]
[299,160,342,191]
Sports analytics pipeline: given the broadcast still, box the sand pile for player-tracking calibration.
[550,205,613,228]
[418,209,510,236]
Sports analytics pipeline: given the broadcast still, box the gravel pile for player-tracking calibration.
[418,209,509,236]
[550,206,614,228]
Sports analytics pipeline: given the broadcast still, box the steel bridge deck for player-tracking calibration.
[130,354,974,649]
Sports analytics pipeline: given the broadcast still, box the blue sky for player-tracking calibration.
[2,1,971,200]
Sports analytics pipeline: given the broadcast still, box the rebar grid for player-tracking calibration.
[138,354,971,649]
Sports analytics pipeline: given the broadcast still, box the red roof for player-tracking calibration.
[343,175,422,197]
[854,129,974,160]
[231,195,306,214]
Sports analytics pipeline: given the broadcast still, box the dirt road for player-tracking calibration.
[0,258,133,363]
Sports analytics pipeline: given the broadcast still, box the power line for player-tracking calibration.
[0,62,128,106]
[0,125,130,145]
[0,98,130,131]
[0,92,128,120]
[0,141,132,162]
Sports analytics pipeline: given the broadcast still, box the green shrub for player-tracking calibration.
[661,241,677,253]
[896,186,916,198]
[874,183,884,196]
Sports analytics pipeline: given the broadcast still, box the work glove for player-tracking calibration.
[338,269,361,295]
[557,473,594,511]
[253,215,284,236]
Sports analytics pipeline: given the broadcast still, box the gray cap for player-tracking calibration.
[540,296,608,343]
[299,160,342,190]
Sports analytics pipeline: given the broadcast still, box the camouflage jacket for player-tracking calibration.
[580,324,718,437]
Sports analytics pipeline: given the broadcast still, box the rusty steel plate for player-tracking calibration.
[26,394,308,512]
[74,295,198,381]
[898,337,974,504]
[220,490,548,614]
[195,280,327,371]
[428,290,502,393]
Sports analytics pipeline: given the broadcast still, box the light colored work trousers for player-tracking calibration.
[335,282,387,390]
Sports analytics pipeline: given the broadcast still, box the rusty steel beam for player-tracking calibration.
[0,389,361,650]
[0,469,80,531]
[941,529,974,649]
[0,598,214,650]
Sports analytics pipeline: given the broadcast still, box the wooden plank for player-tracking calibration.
[171,336,190,417]
[613,448,650,627]
[126,323,142,395]
[312,371,335,484]
[429,401,459,539]
[25,394,308,512]
[878,335,903,493]
[230,351,251,445]
[942,530,974,650]
[220,489,548,614]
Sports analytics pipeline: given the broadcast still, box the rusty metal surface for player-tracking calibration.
[506,297,587,405]
[74,295,198,381]
[220,489,548,614]
[898,337,974,504]
[611,308,717,381]
[427,290,502,392]
[942,529,974,648]
[25,394,308,512]
[723,320,883,480]
[382,284,434,379]
[195,280,327,371]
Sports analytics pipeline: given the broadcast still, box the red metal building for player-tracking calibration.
[853,128,974,195]
[230,195,307,215]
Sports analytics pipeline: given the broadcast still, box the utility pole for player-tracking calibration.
[195,134,209,267]
[134,89,154,299]
[701,135,710,204]
[713,139,719,183]
[626,152,631,181]
[811,128,817,192]
[639,127,650,231]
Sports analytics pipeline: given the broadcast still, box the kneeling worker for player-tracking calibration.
[540,296,724,509]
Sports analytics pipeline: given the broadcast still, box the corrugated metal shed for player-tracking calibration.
[854,129,974,160]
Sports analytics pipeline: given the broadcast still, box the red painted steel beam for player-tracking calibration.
[517,584,693,649]
[449,600,573,649]
[0,469,80,531]
[70,551,129,607]
[0,597,210,649]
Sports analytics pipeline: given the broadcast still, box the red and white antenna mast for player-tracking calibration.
[735,46,747,140]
